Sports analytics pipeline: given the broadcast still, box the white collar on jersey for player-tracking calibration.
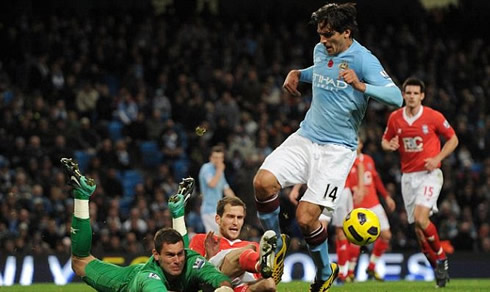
[403,106,424,126]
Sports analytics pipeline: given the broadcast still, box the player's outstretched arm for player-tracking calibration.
[168,177,195,247]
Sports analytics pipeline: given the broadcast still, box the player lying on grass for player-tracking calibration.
[62,158,233,292]
[169,179,280,292]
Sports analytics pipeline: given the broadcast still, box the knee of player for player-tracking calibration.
[253,171,279,197]
[258,278,276,292]
[380,229,392,241]
[335,227,346,240]
[414,217,429,230]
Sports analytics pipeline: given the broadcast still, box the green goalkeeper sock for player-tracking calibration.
[71,216,92,257]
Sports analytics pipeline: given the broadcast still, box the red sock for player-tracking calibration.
[422,222,446,260]
[349,243,361,261]
[418,237,437,268]
[368,238,389,270]
[336,239,349,278]
[239,249,260,273]
[336,239,349,266]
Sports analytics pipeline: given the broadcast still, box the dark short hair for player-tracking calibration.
[402,77,426,93]
[216,196,246,217]
[211,145,225,154]
[310,2,358,37]
[154,228,183,252]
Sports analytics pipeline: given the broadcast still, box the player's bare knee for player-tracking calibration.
[253,170,279,199]
[414,217,429,230]
[261,278,276,292]
[381,230,392,241]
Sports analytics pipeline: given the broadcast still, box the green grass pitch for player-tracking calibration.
[2,280,490,291]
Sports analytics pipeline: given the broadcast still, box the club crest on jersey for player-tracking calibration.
[339,61,348,70]
[422,125,429,134]
[148,273,161,280]
[193,258,205,269]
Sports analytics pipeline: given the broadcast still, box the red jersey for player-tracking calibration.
[189,233,259,257]
[383,106,455,173]
[345,154,389,208]
[356,154,388,208]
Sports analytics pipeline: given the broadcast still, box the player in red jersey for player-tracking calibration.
[382,77,458,288]
[170,188,278,292]
[344,137,396,282]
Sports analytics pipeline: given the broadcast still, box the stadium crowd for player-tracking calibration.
[0,0,489,257]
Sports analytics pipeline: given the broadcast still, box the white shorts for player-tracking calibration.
[369,204,390,231]
[330,188,354,227]
[201,213,219,233]
[260,132,356,211]
[209,249,257,285]
[401,169,443,224]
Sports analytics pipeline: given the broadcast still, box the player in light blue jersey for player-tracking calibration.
[253,3,403,291]
[199,145,236,233]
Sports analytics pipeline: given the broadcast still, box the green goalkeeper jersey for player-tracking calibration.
[129,249,230,291]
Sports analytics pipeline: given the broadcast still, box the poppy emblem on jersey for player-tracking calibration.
[422,125,429,134]
[339,61,348,70]
[328,59,334,67]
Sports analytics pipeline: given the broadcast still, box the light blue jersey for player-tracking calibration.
[298,40,402,149]
[199,162,229,214]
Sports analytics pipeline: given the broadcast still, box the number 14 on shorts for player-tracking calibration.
[323,184,338,202]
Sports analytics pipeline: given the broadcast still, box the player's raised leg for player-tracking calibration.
[61,158,97,277]
[253,169,290,284]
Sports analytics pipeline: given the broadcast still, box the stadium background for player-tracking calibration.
[0,0,489,286]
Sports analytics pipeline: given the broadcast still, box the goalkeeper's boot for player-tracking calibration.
[258,230,277,278]
[366,267,384,281]
[435,258,450,288]
[60,158,96,198]
[272,234,291,284]
[309,262,339,292]
[168,177,195,218]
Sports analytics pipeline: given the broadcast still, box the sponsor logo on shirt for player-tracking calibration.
[312,73,348,90]
[402,136,423,152]
[148,273,161,280]
[422,125,429,134]
[193,258,205,269]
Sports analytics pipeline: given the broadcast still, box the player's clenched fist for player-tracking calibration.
[339,69,366,92]
[283,70,301,96]
[385,135,400,151]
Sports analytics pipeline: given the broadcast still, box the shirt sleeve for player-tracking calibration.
[433,111,456,140]
[382,113,396,141]
[372,165,388,199]
[189,253,231,288]
[189,235,206,256]
[361,54,403,107]
[299,66,314,83]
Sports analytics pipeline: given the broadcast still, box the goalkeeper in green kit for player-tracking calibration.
[62,158,233,292]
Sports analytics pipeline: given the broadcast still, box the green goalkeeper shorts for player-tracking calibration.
[83,259,141,292]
